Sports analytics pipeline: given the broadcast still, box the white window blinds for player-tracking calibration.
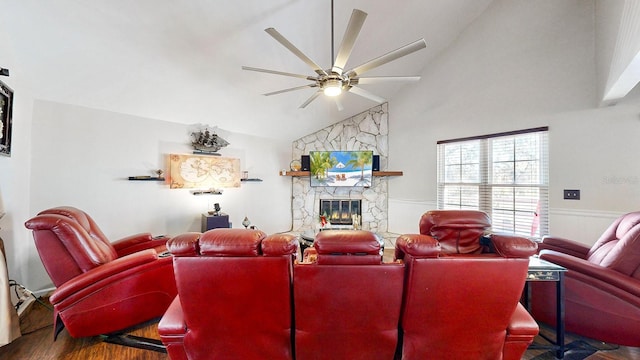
[437,127,549,238]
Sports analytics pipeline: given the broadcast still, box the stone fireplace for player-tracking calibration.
[291,104,390,235]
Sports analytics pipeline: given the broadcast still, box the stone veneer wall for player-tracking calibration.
[291,103,389,233]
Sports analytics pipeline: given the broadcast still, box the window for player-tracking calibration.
[437,127,549,238]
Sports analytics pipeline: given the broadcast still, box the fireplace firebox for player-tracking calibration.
[319,199,362,225]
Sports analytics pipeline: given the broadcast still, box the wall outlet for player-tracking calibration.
[564,189,580,200]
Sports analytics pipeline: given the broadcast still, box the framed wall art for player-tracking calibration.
[0,80,13,157]
[168,154,241,189]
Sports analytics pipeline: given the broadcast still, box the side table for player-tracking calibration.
[523,256,567,359]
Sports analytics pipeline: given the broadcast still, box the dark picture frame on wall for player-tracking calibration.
[0,80,13,157]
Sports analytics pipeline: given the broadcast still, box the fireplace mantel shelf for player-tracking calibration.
[281,171,403,177]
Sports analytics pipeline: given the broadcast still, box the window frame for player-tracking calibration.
[437,127,549,239]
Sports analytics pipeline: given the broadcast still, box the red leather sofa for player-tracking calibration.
[394,210,539,359]
[530,211,640,346]
[24,206,176,340]
[158,229,299,360]
[160,219,538,360]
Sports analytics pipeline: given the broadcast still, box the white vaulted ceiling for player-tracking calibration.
[0,0,495,140]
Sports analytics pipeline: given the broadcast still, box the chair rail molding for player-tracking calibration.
[549,207,624,246]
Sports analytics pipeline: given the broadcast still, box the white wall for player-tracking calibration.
[14,100,292,291]
[388,0,640,244]
[0,24,36,295]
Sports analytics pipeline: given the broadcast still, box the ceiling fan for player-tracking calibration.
[242,0,427,110]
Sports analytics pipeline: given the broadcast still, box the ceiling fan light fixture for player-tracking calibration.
[242,0,427,109]
[323,79,343,96]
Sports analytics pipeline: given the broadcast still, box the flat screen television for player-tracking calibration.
[309,150,373,187]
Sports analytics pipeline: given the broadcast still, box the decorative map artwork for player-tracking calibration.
[169,154,241,189]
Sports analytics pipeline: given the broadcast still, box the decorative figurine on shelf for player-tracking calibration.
[242,216,251,229]
[191,126,230,155]
[155,169,164,179]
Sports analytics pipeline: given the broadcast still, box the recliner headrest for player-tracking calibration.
[615,212,640,240]
[314,230,381,265]
[199,228,266,256]
[419,210,491,254]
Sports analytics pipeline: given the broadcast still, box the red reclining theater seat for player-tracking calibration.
[293,230,405,360]
[394,210,539,360]
[158,229,299,360]
[530,211,640,346]
[24,206,176,340]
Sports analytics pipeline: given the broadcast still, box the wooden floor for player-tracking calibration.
[0,298,167,360]
[1,297,639,359]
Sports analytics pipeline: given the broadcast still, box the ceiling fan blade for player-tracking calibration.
[334,98,344,111]
[264,84,318,96]
[242,66,316,81]
[345,39,427,78]
[265,28,328,76]
[331,9,367,75]
[300,91,322,108]
[348,86,386,104]
[355,76,421,84]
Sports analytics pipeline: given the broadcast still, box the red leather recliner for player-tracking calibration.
[293,230,405,360]
[158,229,299,360]
[38,206,169,258]
[24,206,177,341]
[395,210,539,360]
[530,211,640,346]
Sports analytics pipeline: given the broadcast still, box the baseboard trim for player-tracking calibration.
[33,287,55,298]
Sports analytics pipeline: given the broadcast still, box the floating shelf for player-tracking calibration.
[128,176,165,181]
[241,178,263,182]
[281,171,402,177]
[191,190,222,195]
[373,171,403,176]
[283,171,310,176]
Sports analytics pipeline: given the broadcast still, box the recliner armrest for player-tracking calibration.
[490,234,538,258]
[112,233,169,256]
[262,233,298,256]
[507,303,539,337]
[503,303,539,359]
[539,235,590,259]
[50,249,164,304]
[159,296,186,336]
[112,232,153,249]
[394,234,440,261]
[159,296,188,360]
[540,250,640,299]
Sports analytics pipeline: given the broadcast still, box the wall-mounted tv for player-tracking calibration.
[309,150,373,187]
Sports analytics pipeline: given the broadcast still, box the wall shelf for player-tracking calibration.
[283,171,310,176]
[373,171,403,176]
[191,190,222,195]
[128,176,165,181]
[281,171,402,177]
[241,178,263,182]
